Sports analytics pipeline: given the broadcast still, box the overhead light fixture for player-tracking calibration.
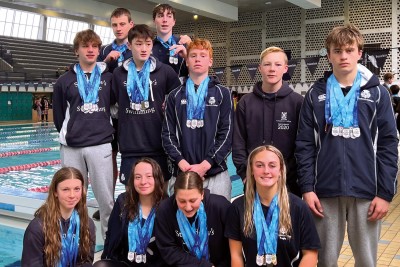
[265,1,271,4]
[193,14,198,20]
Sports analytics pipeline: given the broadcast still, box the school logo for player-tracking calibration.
[209,97,216,105]
[181,99,187,105]
[278,227,291,240]
[152,79,157,86]
[318,94,326,102]
[361,90,371,99]
[281,112,287,121]
[120,173,125,182]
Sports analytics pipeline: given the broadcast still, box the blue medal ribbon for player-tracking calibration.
[76,64,101,105]
[186,77,209,121]
[58,210,80,267]
[176,202,209,260]
[253,193,279,257]
[127,59,151,105]
[325,71,361,128]
[111,42,128,63]
[156,36,177,59]
[127,205,156,255]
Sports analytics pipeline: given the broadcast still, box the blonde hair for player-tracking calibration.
[243,145,292,237]
[259,46,288,64]
[35,167,92,266]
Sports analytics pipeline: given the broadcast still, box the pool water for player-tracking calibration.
[0,123,243,199]
[0,224,23,267]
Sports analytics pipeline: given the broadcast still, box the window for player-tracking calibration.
[0,7,41,39]
[46,17,89,44]
[94,24,115,45]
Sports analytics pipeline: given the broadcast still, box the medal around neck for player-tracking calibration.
[186,77,209,129]
[326,71,361,139]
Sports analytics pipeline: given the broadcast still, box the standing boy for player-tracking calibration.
[152,3,189,79]
[162,38,233,200]
[112,24,181,187]
[295,24,398,266]
[232,46,303,196]
[53,29,115,239]
[97,8,134,217]
[98,8,134,73]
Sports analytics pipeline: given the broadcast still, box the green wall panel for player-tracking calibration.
[0,92,33,121]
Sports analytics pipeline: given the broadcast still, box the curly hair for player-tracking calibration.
[35,167,92,266]
[124,158,165,221]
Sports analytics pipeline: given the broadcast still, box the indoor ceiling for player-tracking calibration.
[0,0,320,25]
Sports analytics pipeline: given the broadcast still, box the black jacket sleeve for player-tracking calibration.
[53,76,68,133]
[204,86,233,167]
[232,98,248,180]
[21,218,45,267]
[102,194,124,259]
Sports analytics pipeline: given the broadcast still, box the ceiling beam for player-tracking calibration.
[286,0,321,9]
[147,0,238,22]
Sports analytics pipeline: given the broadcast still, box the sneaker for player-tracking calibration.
[92,210,100,221]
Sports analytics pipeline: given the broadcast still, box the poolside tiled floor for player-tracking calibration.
[338,181,400,267]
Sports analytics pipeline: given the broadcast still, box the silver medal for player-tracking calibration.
[88,103,93,110]
[135,254,143,263]
[135,103,141,111]
[84,103,90,112]
[94,104,99,112]
[130,102,135,110]
[173,57,178,65]
[191,119,197,129]
[169,56,174,64]
[142,101,149,109]
[142,254,147,263]
[342,128,350,138]
[197,119,204,128]
[338,126,343,136]
[127,251,135,262]
[265,254,272,264]
[332,126,339,136]
[256,254,264,266]
[186,120,191,128]
[353,127,361,138]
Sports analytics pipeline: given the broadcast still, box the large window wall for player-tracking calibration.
[0,8,42,39]
[0,6,114,45]
[46,17,89,44]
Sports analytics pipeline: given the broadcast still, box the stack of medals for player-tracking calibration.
[186,77,209,129]
[127,252,146,264]
[76,64,101,114]
[130,100,149,111]
[156,36,178,65]
[82,102,99,114]
[127,206,155,264]
[169,53,178,65]
[254,194,279,266]
[326,71,361,139]
[256,254,277,266]
[331,125,361,139]
[127,59,151,111]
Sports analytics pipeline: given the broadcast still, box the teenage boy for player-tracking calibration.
[232,46,303,196]
[112,24,180,188]
[295,24,398,266]
[97,8,134,219]
[152,3,189,78]
[98,8,134,73]
[53,29,115,239]
[162,38,233,201]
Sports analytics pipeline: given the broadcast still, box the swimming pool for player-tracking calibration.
[0,123,243,199]
[0,223,23,267]
[0,123,125,199]
[0,122,243,266]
